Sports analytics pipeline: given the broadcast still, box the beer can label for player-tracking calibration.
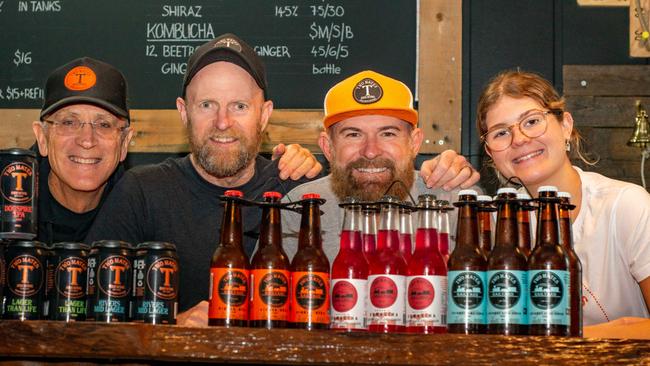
[406,275,447,327]
[5,254,44,319]
[208,267,249,321]
[250,269,290,321]
[330,278,366,330]
[290,271,330,324]
[447,270,486,325]
[53,256,88,319]
[1,161,36,239]
[135,256,179,323]
[366,274,405,327]
[528,269,569,326]
[487,270,527,325]
[93,254,132,320]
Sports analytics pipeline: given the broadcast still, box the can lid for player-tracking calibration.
[477,195,493,201]
[6,240,47,249]
[458,189,478,197]
[537,185,558,193]
[52,242,91,251]
[557,191,572,199]
[516,193,532,200]
[224,190,243,197]
[496,187,517,195]
[136,241,177,251]
[377,195,400,205]
[0,148,37,158]
[302,193,321,199]
[263,191,282,199]
[91,240,133,250]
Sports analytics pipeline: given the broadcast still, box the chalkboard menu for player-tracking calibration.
[0,0,417,110]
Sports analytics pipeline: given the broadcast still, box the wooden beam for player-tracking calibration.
[563,65,650,96]
[418,0,463,154]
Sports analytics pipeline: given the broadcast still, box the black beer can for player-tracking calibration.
[0,148,38,240]
[133,242,179,324]
[0,240,6,316]
[48,242,90,321]
[86,240,133,322]
[43,245,55,318]
[3,240,47,320]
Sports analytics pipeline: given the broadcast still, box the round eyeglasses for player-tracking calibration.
[43,118,127,139]
[480,109,563,152]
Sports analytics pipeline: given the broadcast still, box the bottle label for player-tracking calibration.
[487,270,527,325]
[250,269,290,321]
[406,275,447,327]
[330,278,366,330]
[447,270,486,325]
[528,269,569,326]
[290,271,330,324]
[208,267,249,321]
[367,274,405,327]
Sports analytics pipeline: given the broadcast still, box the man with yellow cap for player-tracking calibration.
[281,70,480,262]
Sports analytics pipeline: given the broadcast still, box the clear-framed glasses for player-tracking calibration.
[43,118,127,139]
[481,109,563,152]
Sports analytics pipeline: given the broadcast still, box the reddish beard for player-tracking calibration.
[187,120,262,179]
[330,156,415,201]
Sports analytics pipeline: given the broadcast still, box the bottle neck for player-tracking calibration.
[298,200,323,250]
[558,202,574,250]
[259,203,282,249]
[340,206,363,252]
[494,199,518,249]
[455,203,479,248]
[220,199,243,248]
[535,199,560,248]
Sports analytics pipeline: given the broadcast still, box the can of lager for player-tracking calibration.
[49,242,90,321]
[0,148,38,240]
[133,241,179,324]
[3,240,47,320]
[87,240,133,322]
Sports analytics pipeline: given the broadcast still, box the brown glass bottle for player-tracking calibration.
[448,190,487,334]
[516,193,534,258]
[250,192,290,328]
[558,192,583,337]
[290,193,330,330]
[528,186,570,336]
[477,195,494,256]
[208,190,250,327]
[486,188,528,335]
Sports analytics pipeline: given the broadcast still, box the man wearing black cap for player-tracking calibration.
[86,33,322,314]
[32,57,133,244]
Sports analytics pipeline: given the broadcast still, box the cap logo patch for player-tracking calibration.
[353,78,383,104]
[63,66,97,91]
[214,37,242,52]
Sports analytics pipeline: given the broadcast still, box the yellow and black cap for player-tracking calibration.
[40,57,130,123]
[182,33,268,99]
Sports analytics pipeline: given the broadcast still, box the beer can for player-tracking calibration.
[133,241,179,324]
[0,240,6,316]
[86,240,133,322]
[48,242,90,321]
[3,240,47,320]
[0,148,38,240]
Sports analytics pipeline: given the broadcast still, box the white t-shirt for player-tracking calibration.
[572,167,650,325]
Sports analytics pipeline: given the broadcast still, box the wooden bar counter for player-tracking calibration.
[1,321,649,365]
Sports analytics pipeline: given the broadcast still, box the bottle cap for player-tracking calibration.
[302,193,321,200]
[263,191,282,199]
[458,189,478,197]
[225,190,244,197]
[516,193,532,200]
[537,186,558,193]
[557,191,572,199]
[496,187,517,195]
[477,195,493,201]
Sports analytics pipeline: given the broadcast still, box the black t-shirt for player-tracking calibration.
[33,146,124,245]
[85,155,310,312]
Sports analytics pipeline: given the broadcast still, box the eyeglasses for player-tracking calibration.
[481,109,563,152]
[43,118,127,138]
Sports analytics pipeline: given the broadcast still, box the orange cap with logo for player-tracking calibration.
[323,70,418,128]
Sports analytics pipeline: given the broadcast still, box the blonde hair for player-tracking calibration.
[476,70,596,166]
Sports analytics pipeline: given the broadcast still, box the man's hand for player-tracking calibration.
[272,143,322,180]
[176,300,209,327]
[420,149,480,191]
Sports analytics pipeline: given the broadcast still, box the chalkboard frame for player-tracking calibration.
[0,0,462,155]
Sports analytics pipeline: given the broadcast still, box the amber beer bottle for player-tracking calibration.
[558,192,583,337]
[250,192,290,328]
[447,190,487,334]
[208,190,250,327]
[516,193,534,258]
[486,188,528,335]
[477,195,494,256]
[528,186,570,336]
[290,193,330,330]
[331,198,368,331]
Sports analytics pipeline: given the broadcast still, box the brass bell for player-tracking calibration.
[627,100,650,149]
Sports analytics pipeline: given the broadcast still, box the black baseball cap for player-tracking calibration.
[182,33,268,99]
[40,57,130,123]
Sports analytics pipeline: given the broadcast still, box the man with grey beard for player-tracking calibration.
[282,70,480,263]
[86,33,322,313]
